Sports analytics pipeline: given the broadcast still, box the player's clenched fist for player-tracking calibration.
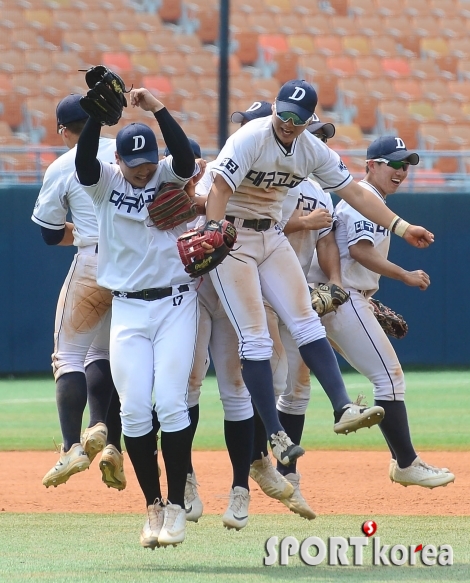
[302,208,333,231]
[403,225,434,248]
[130,88,163,113]
[402,269,430,290]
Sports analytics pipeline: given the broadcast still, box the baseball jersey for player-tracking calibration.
[31,138,116,247]
[211,116,352,223]
[79,159,195,292]
[331,179,391,294]
[284,178,335,279]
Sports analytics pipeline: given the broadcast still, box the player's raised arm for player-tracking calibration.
[130,88,196,180]
[335,180,434,248]
[206,174,233,221]
[75,117,102,186]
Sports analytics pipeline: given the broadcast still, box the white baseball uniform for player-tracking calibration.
[209,116,352,361]
[317,179,405,400]
[78,158,199,437]
[31,138,116,379]
[189,161,253,422]
[270,178,338,415]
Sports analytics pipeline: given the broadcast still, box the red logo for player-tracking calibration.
[362,520,377,537]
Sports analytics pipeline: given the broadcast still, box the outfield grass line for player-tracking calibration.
[0,398,55,404]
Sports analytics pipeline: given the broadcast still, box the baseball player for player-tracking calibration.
[313,136,454,488]
[75,87,202,549]
[206,78,435,471]
[32,94,125,491]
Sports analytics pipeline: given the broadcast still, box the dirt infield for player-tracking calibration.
[1,451,468,516]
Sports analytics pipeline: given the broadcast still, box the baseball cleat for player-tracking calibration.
[389,457,451,481]
[249,454,294,500]
[280,473,316,520]
[81,422,108,463]
[269,431,305,466]
[333,394,384,435]
[184,471,203,522]
[222,487,250,531]
[99,445,127,491]
[42,443,90,488]
[391,456,455,489]
[140,501,164,550]
[158,503,186,547]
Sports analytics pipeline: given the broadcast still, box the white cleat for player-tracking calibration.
[280,473,316,520]
[391,456,455,489]
[249,454,294,500]
[184,471,203,522]
[158,503,186,547]
[222,487,250,531]
[334,395,384,435]
[140,501,164,550]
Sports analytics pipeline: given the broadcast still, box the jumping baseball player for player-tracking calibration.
[75,87,202,549]
[32,94,125,491]
[312,136,454,488]
[208,79,434,472]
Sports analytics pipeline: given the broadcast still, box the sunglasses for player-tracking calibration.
[372,158,410,171]
[275,110,310,126]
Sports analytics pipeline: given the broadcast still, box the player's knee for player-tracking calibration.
[277,396,309,416]
[221,395,253,421]
[290,318,326,348]
[158,409,191,432]
[239,338,273,360]
[187,385,201,409]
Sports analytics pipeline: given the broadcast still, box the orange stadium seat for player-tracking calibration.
[143,75,173,97]
[290,0,322,17]
[0,94,25,129]
[11,73,42,98]
[367,77,397,101]
[9,28,42,51]
[232,0,265,14]
[118,31,149,53]
[82,10,110,32]
[355,15,385,36]
[230,75,257,100]
[349,0,378,17]
[376,0,405,17]
[158,0,183,24]
[405,0,434,17]
[51,51,86,75]
[411,15,442,38]
[352,95,379,133]
[232,31,259,66]
[195,9,219,45]
[130,53,161,75]
[448,37,470,59]
[355,55,384,79]
[252,77,280,101]
[409,58,440,80]
[333,124,367,149]
[313,35,343,57]
[342,35,371,57]
[0,50,26,74]
[25,50,55,75]
[329,0,349,17]
[422,78,453,102]
[275,13,310,35]
[297,54,328,77]
[101,53,133,73]
[369,35,399,58]
[171,75,201,100]
[40,72,69,98]
[392,78,423,101]
[247,13,279,34]
[1,10,27,29]
[407,100,437,123]
[435,101,468,124]
[159,53,189,77]
[330,16,358,37]
[173,34,204,54]
[381,58,411,78]
[430,0,461,18]
[272,52,300,84]
[420,37,450,59]
[302,13,333,36]
[440,17,468,39]
[265,0,292,14]
[326,55,357,77]
[436,55,459,79]
[311,73,339,110]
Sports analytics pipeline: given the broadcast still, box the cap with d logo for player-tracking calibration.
[275,80,318,124]
[231,100,272,123]
[367,136,419,165]
[116,123,159,168]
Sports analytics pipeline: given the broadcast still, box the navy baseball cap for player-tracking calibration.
[164,138,201,159]
[231,100,272,123]
[367,136,419,165]
[56,94,88,129]
[116,123,158,167]
[275,80,318,123]
[307,113,335,139]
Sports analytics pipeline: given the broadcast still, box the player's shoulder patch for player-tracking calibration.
[219,157,239,174]
[354,219,374,233]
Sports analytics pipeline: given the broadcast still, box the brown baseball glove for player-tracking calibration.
[370,298,409,339]
[177,219,237,278]
[310,283,350,316]
[148,182,198,230]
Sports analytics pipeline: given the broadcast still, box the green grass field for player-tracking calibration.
[0,371,469,582]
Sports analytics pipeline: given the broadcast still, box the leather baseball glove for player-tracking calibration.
[177,219,237,278]
[148,182,198,230]
[370,298,409,339]
[310,283,350,316]
[79,65,128,126]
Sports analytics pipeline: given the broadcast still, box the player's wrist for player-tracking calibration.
[388,215,410,237]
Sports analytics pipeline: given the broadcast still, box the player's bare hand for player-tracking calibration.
[402,270,430,290]
[130,88,163,112]
[303,208,333,231]
[202,241,214,254]
[403,225,434,248]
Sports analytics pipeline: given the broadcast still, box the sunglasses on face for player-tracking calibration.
[373,158,410,171]
[275,110,310,126]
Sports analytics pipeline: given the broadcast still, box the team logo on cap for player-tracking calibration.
[288,87,307,101]
[394,138,406,150]
[132,135,146,151]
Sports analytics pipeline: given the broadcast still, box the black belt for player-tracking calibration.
[226,215,272,232]
[112,284,189,301]
[95,244,99,253]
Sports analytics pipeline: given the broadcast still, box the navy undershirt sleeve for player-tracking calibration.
[75,118,102,186]
[41,226,65,245]
[154,108,195,179]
